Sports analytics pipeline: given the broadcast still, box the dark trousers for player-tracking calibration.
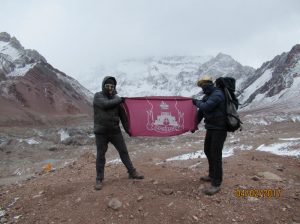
[95,133,134,181]
[204,129,227,187]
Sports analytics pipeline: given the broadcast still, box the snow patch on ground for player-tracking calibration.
[279,137,300,141]
[256,142,300,157]
[244,113,300,125]
[107,158,122,165]
[58,129,70,141]
[18,138,40,145]
[165,146,235,162]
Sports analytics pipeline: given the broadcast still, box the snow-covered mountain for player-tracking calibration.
[0,32,93,125]
[79,54,254,97]
[239,44,300,112]
[79,45,300,113]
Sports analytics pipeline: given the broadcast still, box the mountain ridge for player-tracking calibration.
[0,32,93,126]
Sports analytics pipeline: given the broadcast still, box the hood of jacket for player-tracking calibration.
[102,76,118,96]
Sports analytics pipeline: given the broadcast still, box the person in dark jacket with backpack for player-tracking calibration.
[192,75,227,195]
[93,76,144,190]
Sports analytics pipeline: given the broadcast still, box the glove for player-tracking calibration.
[192,98,197,105]
[121,97,126,103]
[125,130,131,137]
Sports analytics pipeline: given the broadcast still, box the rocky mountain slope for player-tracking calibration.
[0,32,93,126]
[239,44,300,112]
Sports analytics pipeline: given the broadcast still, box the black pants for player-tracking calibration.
[95,133,134,181]
[204,129,227,187]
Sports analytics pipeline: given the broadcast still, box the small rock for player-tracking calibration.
[130,215,134,219]
[193,216,199,221]
[108,198,122,210]
[48,146,58,151]
[285,204,292,209]
[32,194,41,199]
[14,215,22,220]
[292,216,300,222]
[153,180,158,185]
[1,218,8,223]
[137,195,144,202]
[75,197,81,203]
[214,198,221,203]
[198,185,205,190]
[251,176,260,181]
[257,172,282,181]
[167,202,174,207]
[143,212,149,217]
[162,188,173,195]
[248,197,259,202]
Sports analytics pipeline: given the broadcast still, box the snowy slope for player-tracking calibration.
[79,54,254,98]
[240,44,300,111]
[0,32,92,101]
[0,32,93,123]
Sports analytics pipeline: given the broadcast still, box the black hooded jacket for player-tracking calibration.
[93,76,129,135]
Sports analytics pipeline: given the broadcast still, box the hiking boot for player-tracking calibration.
[200,176,212,182]
[95,180,103,190]
[128,169,144,179]
[202,186,220,196]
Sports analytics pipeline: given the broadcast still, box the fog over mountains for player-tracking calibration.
[79,44,300,112]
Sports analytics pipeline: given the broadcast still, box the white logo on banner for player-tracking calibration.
[146,100,184,133]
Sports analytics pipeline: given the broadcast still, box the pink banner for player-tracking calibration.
[123,96,198,137]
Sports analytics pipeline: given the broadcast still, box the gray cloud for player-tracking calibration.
[1,0,300,78]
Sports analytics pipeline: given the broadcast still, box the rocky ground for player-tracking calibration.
[0,112,300,224]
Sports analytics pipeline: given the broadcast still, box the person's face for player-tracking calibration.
[104,83,115,95]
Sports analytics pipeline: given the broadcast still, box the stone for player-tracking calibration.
[1,218,8,223]
[108,198,122,210]
[248,197,259,202]
[257,172,282,181]
[162,188,173,195]
[137,195,144,202]
[251,176,260,181]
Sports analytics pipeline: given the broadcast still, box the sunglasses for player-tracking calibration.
[104,84,115,89]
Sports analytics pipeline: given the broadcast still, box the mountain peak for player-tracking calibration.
[290,44,300,53]
[0,32,11,42]
[0,32,22,50]
[0,32,47,75]
[215,53,235,61]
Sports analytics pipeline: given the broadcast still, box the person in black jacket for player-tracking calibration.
[93,76,144,190]
[192,75,227,195]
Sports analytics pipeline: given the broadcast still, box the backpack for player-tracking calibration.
[215,77,242,132]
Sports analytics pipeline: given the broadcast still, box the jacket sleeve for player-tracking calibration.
[195,92,223,113]
[93,92,122,109]
[119,104,130,134]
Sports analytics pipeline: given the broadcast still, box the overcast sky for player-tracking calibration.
[1,0,300,79]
